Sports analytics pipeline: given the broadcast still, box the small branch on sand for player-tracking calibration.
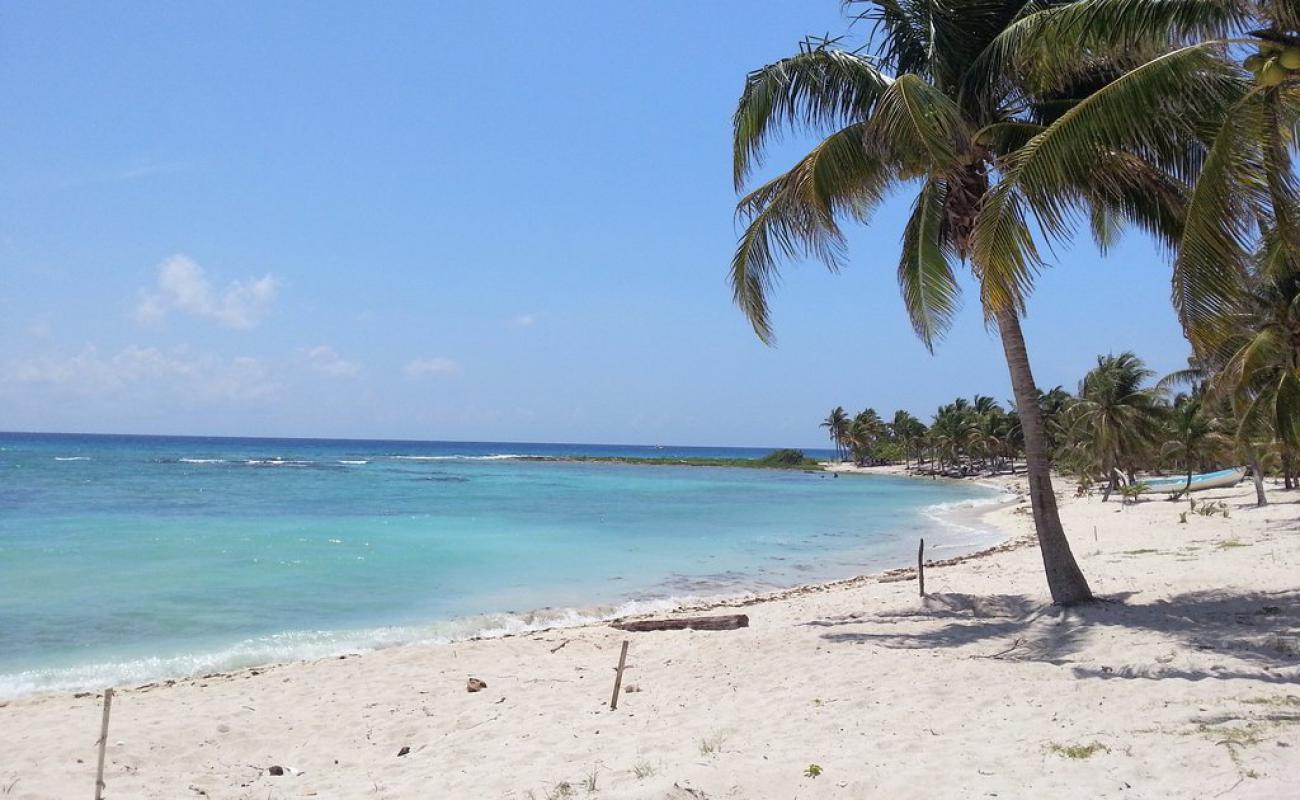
[972,638,1026,660]
[549,639,572,654]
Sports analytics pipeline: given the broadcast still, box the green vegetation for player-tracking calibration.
[517,449,822,471]
[757,448,819,467]
[804,764,823,778]
[1044,741,1110,760]
[631,761,656,780]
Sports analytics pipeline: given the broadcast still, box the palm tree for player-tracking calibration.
[726,1,1234,602]
[1154,7,1300,501]
[1069,353,1167,500]
[1161,395,1231,500]
[890,409,926,469]
[929,401,979,473]
[847,407,886,464]
[730,0,1267,603]
[821,406,851,461]
[1201,258,1300,489]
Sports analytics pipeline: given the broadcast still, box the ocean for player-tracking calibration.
[0,432,1004,697]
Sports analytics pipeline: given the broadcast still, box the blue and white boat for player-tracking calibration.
[1132,467,1246,494]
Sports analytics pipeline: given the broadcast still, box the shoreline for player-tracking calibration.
[0,470,1015,701]
[4,472,1296,798]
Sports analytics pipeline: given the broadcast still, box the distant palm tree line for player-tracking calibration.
[822,350,1290,504]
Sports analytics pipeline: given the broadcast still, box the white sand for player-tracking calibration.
[3,474,1297,799]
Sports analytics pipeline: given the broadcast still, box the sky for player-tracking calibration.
[0,2,1196,449]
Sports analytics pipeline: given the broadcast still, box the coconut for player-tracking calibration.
[1280,47,1300,71]
[1259,59,1287,87]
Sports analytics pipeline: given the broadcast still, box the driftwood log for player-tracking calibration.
[612,614,749,632]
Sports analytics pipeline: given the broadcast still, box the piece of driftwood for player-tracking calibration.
[612,614,749,632]
[609,640,629,710]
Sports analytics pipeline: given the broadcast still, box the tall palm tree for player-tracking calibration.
[1151,7,1300,500]
[727,1,1238,602]
[821,406,851,461]
[1069,352,1167,500]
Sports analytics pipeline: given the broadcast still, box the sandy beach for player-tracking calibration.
[3,471,1297,799]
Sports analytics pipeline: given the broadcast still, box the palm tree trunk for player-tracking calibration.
[1246,447,1268,507]
[995,308,1093,605]
[1100,453,1115,503]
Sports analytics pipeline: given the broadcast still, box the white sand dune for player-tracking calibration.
[3,474,1297,799]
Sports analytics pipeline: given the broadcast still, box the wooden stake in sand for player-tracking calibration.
[917,538,926,597]
[609,640,629,711]
[94,688,114,800]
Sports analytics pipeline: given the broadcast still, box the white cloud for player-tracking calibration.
[511,313,539,328]
[300,345,360,378]
[136,255,278,330]
[404,357,461,378]
[7,345,275,402]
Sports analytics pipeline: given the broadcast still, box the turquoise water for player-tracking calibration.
[0,433,1003,696]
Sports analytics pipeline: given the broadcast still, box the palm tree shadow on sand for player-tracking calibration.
[805,588,1300,684]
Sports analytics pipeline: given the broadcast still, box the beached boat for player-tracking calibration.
[1131,467,1246,494]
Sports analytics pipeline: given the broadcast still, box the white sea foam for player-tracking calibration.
[245,459,313,466]
[53,456,91,461]
[338,460,369,465]
[921,492,1014,538]
[179,458,226,464]
[0,597,685,699]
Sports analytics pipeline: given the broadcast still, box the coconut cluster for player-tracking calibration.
[1244,43,1300,88]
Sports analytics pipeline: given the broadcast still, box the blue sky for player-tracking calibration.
[0,2,1193,448]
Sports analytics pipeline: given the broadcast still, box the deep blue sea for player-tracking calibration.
[0,432,1004,697]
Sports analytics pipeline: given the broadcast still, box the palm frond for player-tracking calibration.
[733,49,892,188]
[966,0,1249,102]
[897,179,962,350]
[865,73,970,171]
[731,123,895,343]
[1174,93,1269,356]
[976,44,1245,293]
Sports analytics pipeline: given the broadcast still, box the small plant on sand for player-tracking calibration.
[1216,538,1250,550]
[1118,483,1147,506]
[804,764,823,778]
[1179,511,1189,524]
[1045,741,1110,759]
[632,761,656,780]
[698,733,726,756]
[1193,500,1231,518]
[583,767,599,793]
[544,782,575,800]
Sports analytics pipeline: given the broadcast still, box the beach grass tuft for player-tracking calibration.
[698,732,726,756]
[1044,741,1110,759]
